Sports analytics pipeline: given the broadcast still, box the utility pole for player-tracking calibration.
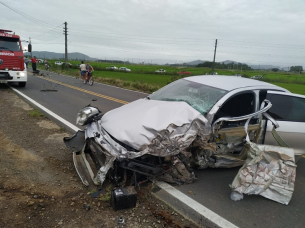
[64,22,68,64]
[212,39,217,74]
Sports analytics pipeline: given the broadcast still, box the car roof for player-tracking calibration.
[185,75,287,91]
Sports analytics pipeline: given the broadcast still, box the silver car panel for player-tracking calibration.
[264,91,305,156]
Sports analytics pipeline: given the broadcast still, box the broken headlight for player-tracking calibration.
[76,106,101,126]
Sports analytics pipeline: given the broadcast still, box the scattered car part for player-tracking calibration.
[118,217,125,224]
[111,186,137,210]
[230,118,296,205]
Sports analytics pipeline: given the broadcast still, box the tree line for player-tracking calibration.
[196,61,252,70]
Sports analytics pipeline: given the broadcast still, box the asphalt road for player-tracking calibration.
[9,71,305,228]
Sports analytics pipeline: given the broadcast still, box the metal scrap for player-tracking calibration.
[230,119,297,205]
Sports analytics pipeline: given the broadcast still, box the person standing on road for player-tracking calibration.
[85,61,94,81]
[31,56,38,71]
[24,58,29,68]
[79,61,86,80]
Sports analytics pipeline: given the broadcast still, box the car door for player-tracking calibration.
[211,90,261,154]
[264,91,305,156]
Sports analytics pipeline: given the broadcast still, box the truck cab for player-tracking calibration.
[0,29,27,87]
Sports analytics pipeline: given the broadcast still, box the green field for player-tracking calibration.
[40,60,305,95]
[271,83,305,95]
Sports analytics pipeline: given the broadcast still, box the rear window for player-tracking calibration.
[0,37,21,52]
[267,94,305,122]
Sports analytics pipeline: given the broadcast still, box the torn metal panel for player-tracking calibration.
[100,99,210,151]
[230,118,297,205]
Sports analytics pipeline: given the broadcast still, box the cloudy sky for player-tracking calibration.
[1,0,304,67]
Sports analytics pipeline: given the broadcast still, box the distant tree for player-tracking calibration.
[196,61,252,70]
[290,66,303,72]
[271,68,279,72]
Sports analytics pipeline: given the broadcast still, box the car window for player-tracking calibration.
[214,92,255,120]
[149,79,227,115]
[267,94,305,122]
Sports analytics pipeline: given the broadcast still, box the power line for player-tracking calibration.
[33,23,64,40]
[0,1,54,29]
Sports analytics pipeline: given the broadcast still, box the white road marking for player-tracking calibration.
[10,85,237,228]
[155,181,239,228]
[9,86,80,132]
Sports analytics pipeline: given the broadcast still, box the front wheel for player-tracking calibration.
[19,82,26,87]
[88,76,94,86]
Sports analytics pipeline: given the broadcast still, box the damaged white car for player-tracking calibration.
[64,76,305,203]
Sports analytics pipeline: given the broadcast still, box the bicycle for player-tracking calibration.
[83,71,94,86]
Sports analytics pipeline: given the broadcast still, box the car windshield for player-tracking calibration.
[0,37,21,52]
[149,79,228,115]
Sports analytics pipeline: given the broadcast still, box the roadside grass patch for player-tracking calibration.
[29,109,45,118]
[99,183,114,202]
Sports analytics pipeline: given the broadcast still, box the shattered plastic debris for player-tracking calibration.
[230,191,244,201]
[83,204,91,211]
[230,135,297,205]
[118,217,125,224]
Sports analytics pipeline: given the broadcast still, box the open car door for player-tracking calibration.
[210,91,273,168]
[264,91,305,159]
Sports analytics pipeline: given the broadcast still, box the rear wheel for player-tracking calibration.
[19,82,26,87]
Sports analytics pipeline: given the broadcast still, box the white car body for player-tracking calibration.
[106,66,118,70]
[65,75,304,204]
[55,61,63,66]
[155,69,166,73]
[119,67,131,72]
[101,76,305,159]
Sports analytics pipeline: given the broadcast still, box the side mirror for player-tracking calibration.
[28,44,32,52]
[212,100,273,133]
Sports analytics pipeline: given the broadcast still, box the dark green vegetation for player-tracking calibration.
[29,109,45,118]
[37,60,305,95]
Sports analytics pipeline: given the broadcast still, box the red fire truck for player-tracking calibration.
[0,29,27,87]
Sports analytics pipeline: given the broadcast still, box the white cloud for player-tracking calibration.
[1,0,304,66]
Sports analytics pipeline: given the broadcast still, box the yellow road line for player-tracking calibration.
[37,76,129,105]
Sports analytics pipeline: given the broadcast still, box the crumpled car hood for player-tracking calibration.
[101,99,208,150]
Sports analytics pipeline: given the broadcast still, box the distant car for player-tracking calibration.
[37,59,44,63]
[251,75,264,80]
[155,69,166,73]
[55,61,64,66]
[119,67,131,72]
[106,66,118,70]
[178,71,191,75]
